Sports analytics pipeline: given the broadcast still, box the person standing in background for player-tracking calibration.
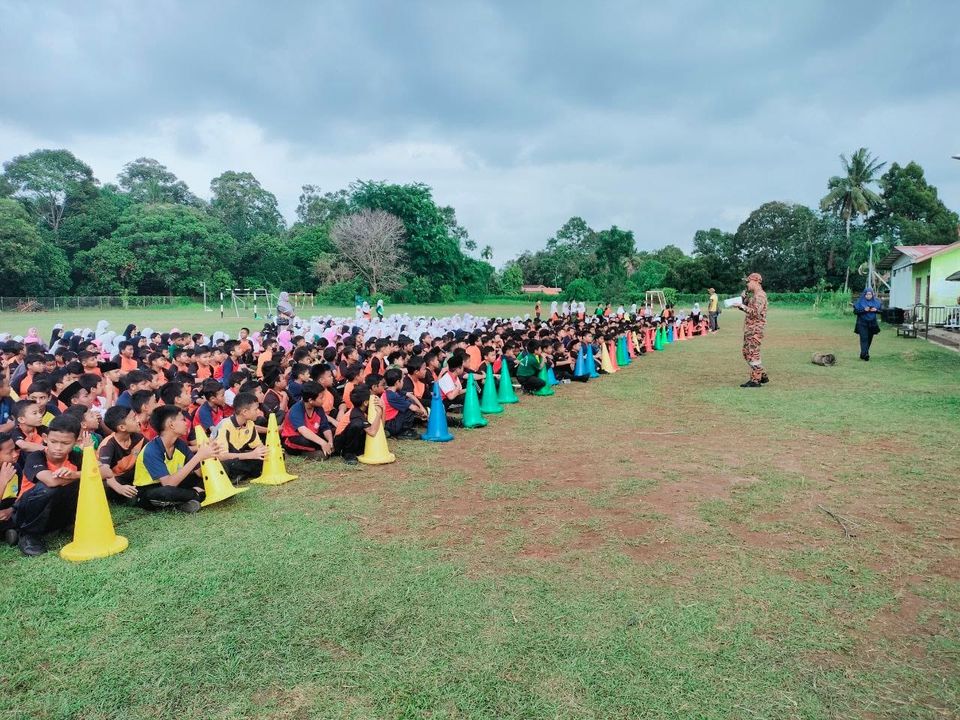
[707,288,720,332]
[737,273,768,387]
[852,288,881,361]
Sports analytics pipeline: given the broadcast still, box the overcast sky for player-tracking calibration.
[1,1,958,264]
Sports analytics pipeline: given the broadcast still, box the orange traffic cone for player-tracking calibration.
[252,413,297,485]
[644,328,654,353]
[60,446,128,562]
[608,340,620,372]
[675,322,685,341]
[627,332,636,358]
[194,426,248,507]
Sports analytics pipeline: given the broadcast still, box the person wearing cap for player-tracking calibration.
[737,273,768,387]
[707,288,720,332]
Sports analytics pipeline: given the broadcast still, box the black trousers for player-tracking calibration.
[857,327,875,357]
[334,426,365,458]
[709,312,719,331]
[14,482,80,536]
[137,477,203,510]
[518,375,546,392]
[222,458,263,483]
[385,410,415,437]
[0,497,14,532]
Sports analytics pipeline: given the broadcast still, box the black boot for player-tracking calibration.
[18,533,48,557]
[740,380,762,388]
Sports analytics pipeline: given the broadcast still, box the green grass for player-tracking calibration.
[1,308,958,719]
[0,301,542,338]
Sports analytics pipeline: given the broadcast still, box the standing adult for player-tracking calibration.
[707,288,720,332]
[853,288,881,361]
[737,273,768,387]
[276,292,295,326]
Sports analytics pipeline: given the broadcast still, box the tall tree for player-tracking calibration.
[210,171,285,243]
[819,148,885,288]
[0,198,42,295]
[329,209,408,295]
[595,225,635,282]
[734,202,823,291]
[118,157,199,205]
[3,149,97,231]
[867,161,960,246]
[296,185,351,226]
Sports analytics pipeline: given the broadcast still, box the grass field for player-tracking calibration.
[0,302,541,338]
[1,308,957,719]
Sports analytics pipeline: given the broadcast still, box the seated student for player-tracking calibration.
[333,386,383,465]
[13,415,125,556]
[219,340,242,389]
[116,370,153,409]
[11,399,46,454]
[130,389,159,440]
[261,366,288,416]
[134,405,219,513]
[280,381,333,457]
[256,337,278,379]
[0,431,21,545]
[223,370,249,409]
[437,354,466,407]
[59,380,94,411]
[516,340,547,393]
[312,364,338,418]
[17,353,47,397]
[115,341,140,374]
[402,355,430,407]
[287,363,310,404]
[193,379,226,434]
[27,378,61,427]
[98,406,145,501]
[62,404,103,449]
[382,368,425,439]
[213,392,267,484]
[0,371,14,434]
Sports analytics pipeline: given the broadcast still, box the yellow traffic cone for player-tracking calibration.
[251,413,297,485]
[60,446,128,563]
[358,399,395,465]
[194,426,248,507]
[600,339,616,373]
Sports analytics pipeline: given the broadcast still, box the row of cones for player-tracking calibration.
[60,324,708,563]
[60,413,299,563]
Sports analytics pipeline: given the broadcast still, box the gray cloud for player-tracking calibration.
[1,0,958,263]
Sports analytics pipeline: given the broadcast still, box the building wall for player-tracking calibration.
[889,254,916,309]
[929,245,960,307]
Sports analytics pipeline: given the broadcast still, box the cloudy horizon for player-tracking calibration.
[2,1,958,265]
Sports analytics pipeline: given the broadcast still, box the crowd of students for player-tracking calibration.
[0,302,715,557]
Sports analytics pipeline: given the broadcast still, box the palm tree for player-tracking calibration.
[820,148,885,290]
[480,245,493,261]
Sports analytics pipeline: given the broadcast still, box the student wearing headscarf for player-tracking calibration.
[853,288,882,361]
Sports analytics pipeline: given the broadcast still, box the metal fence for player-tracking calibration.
[0,296,192,312]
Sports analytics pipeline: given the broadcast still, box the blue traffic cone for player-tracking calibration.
[547,366,560,386]
[666,324,674,343]
[573,346,588,378]
[421,381,454,442]
[586,343,600,378]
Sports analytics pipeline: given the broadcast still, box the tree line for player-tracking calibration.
[513,149,958,300]
[1,147,956,302]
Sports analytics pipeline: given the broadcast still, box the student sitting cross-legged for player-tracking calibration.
[134,405,220,513]
[13,415,125,556]
[382,368,426,439]
[212,392,267,485]
[279,381,333,458]
[98,405,145,503]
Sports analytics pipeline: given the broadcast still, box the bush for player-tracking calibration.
[564,278,599,301]
[438,284,456,303]
[315,279,365,305]
[407,276,434,303]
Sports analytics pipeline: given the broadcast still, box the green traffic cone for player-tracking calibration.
[480,364,504,414]
[497,358,519,404]
[533,362,555,396]
[462,373,488,428]
[616,335,629,366]
[654,327,664,351]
